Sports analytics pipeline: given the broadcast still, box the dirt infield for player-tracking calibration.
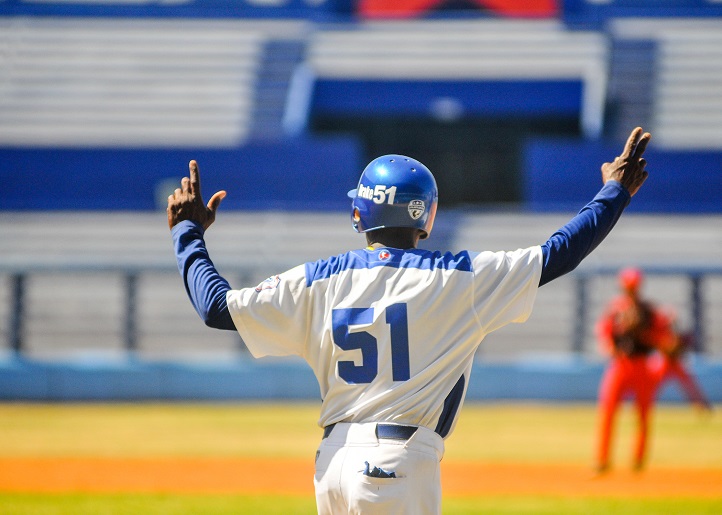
[1,457,720,499]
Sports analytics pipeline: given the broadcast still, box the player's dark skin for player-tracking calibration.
[365,227,424,251]
[167,128,651,250]
[167,160,226,231]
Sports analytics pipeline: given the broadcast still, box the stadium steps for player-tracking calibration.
[0,211,360,360]
[610,18,722,149]
[250,38,307,140]
[1,211,720,361]
[306,19,609,137]
[0,18,305,148]
[307,20,607,79]
[605,38,657,141]
[455,212,722,358]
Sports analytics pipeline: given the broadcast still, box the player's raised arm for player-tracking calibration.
[167,160,227,230]
[538,127,652,286]
[166,160,235,330]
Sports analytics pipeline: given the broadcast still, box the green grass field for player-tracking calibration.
[3,493,722,515]
[0,402,720,514]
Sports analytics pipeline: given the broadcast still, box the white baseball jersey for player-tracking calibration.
[227,245,542,438]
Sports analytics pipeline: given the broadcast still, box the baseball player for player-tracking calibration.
[168,127,650,514]
[632,271,713,413]
[594,267,677,473]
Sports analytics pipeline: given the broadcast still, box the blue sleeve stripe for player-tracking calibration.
[304,249,473,287]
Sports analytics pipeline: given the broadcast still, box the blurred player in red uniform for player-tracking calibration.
[594,267,677,472]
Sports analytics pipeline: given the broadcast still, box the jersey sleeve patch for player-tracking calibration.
[255,275,280,292]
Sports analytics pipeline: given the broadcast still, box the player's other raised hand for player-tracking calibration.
[601,127,651,197]
[167,160,226,230]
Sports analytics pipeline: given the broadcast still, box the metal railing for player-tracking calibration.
[3,264,722,357]
[3,264,175,355]
[572,265,722,355]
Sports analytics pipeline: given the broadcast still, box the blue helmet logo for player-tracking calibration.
[348,155,438,238]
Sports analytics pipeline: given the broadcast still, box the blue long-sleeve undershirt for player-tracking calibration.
[171,181,631,330]
[538,180,630,286]
[172,221,236,330]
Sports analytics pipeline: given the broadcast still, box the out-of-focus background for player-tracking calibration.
[0,0,720,403]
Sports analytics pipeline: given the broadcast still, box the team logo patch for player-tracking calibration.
[378,250,391,260]
[408,200,425,220]
[255,275,280,292]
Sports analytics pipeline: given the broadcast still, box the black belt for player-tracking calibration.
[322,423,418,441]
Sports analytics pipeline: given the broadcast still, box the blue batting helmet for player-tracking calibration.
[348,155,438,239]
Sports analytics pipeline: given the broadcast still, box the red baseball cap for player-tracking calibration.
[619,267,643,291]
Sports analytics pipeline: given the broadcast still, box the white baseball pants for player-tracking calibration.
[313,422,445,514]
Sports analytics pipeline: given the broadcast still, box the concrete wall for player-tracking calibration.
[1,353,719,403]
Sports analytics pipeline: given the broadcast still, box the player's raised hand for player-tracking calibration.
[167,160,226,230]
[601,127,651,197]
